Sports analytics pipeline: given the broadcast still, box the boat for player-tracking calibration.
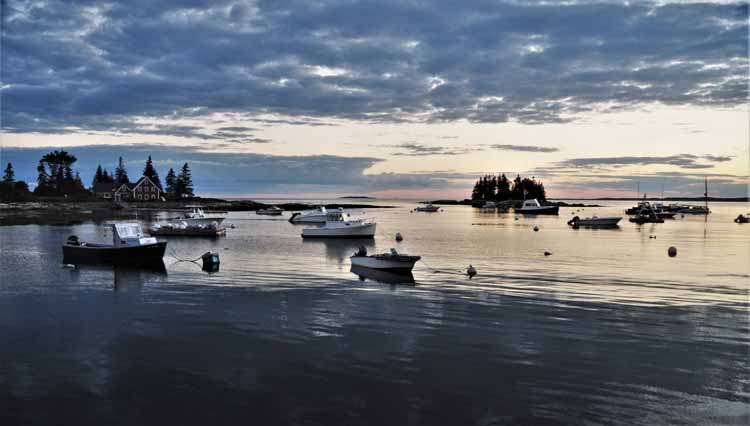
[289,206,329,223]
[567,215,622,227]
[351,265,415,285]
[301,209,376,238]
[62,223,167,265]
[171,205,225,226]
[626,200,652,215]
[677,178,711,215]
[415,203,440,212]
[734,214,749,224]
[256,206,284,216]
[628,211,664,224]
[350,247,421,272]
[626,201,674,219]
[150,221,226,237]
[515,199,559,215]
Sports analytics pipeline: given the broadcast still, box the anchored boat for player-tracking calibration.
[289,206,329,223]
[516,199,559,215]
[350,247,421,272]
[172,205,226,226]
[62,223,167,265]
[257,206,284,216]
[301,209,376,238]
[568,215,622,227]
[415,203,440,212]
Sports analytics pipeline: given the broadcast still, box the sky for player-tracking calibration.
[1,0,748,199]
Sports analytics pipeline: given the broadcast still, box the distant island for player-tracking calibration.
[338,196,376,199]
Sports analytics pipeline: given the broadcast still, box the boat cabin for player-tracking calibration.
[184,205,207,218]
[112,223,157,247]
[521,199,542,208]
[325,209,351,222]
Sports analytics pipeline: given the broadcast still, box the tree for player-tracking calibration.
[3,163,15,183]
[115,157,130,185]
[92,165,104,187]
[34,150,87,196]
[165,168,176,198]
[176,163,194,198]
[496,174,511,201]
[143,155,162,189]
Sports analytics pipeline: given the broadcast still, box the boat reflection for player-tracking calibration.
[350,265,415,285]
[113,262,167,291]
[302,238,375,263]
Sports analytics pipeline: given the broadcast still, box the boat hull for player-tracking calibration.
[350,265,415,285]
[516,205,559,215]
[350,255,420,272]
[256,210,283,216]
[302,223,376,238]
[570,217,622,227]
[175,217,225,226]
[63,242,168,265]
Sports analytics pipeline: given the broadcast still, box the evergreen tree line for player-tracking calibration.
[91,155,194,199]
[0,163,32,202]
[471,173,547,202]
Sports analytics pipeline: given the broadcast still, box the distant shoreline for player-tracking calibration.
[0,198,394,226]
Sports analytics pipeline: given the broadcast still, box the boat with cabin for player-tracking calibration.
[62,223,167,265]
[515,199,559,215]
[350,247,421,272]
[289,206,329,223]
[301,209,376,238]
[415,203,440,212]
[172,205,226,226]
[256,206,284,216]
[351,265,415,285]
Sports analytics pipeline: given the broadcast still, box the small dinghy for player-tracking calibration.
[256,206,284,216]
[734,214,749,224]
[63,223,167,265]
[568,215,622,227]
[350,247,421,273]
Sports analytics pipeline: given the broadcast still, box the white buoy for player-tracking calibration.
[395,232,403,242]
[62,264,76,269]
[467,264,477,278]
[668,246,677,257]
[533,225,539,232]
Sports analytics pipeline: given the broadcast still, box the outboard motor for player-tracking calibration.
[66,235,80,246]
[353,246,368,257]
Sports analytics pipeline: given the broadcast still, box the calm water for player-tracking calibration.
[1,200,748,425]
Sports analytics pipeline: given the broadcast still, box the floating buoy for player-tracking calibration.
[533,225,539,232]
[62,264,77,269]
[230,224,236,229]
[466,264,477,278]
[515,216,519,221]
[395,232,403,242]
[668,246,677,257]
[201,251,220,272]
[544,250,552,256]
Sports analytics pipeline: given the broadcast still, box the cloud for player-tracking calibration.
[1,0,747,137]
[489,144,559,153]
[554,154,734,170]
[388,142,478,156]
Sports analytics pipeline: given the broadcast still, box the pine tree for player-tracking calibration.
[165,168,176,198]
[115,157,130,185]
[143,155,162,189]
[178,163,194,198]
[3,163,14,183]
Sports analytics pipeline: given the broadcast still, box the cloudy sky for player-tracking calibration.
[2,0,748,199]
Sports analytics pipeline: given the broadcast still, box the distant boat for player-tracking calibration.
[172,205,225,226]
[350,247,421,273]
[516,199,559,215]
[256,206,284,216]
[415,203,440,212]
[289,206,329,223]
[301,209,376,238]
[63,223,167,265]
[629,211,664,224]
[677,205,710,215]
[568,215,622,227]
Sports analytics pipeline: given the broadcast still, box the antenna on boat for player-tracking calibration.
[704,177,708,210]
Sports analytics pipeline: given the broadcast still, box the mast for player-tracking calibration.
[704,177,708,210]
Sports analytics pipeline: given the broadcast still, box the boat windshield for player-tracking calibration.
[523,199,541,207]
[114,223,144,238]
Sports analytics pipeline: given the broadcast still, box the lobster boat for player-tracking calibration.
[63,223,167,265]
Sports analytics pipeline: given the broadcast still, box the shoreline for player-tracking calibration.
[0,199,394,226]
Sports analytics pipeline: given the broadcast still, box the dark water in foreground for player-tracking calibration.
[1,201,748,425]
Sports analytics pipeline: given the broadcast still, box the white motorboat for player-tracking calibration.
[516,199,559,215]
[256,206,284,216]
[415,203,440,212]
[301,209,376,238]
[289,206,329,223]
[568,215,622,227]
[172,205,225,226]
[350,247,421,272]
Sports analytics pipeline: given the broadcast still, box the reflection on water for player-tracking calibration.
[0,200,748,425]
[350,265,416,285]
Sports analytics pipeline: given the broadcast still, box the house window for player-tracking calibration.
[137,194,142,200]
[104,193,111,199]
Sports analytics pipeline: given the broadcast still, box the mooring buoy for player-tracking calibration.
[668,246,677,257]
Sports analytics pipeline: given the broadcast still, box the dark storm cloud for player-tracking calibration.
[0,145,448,194]
[489,144,559,153]
[555,154,734,170]
[2,0,747,137]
